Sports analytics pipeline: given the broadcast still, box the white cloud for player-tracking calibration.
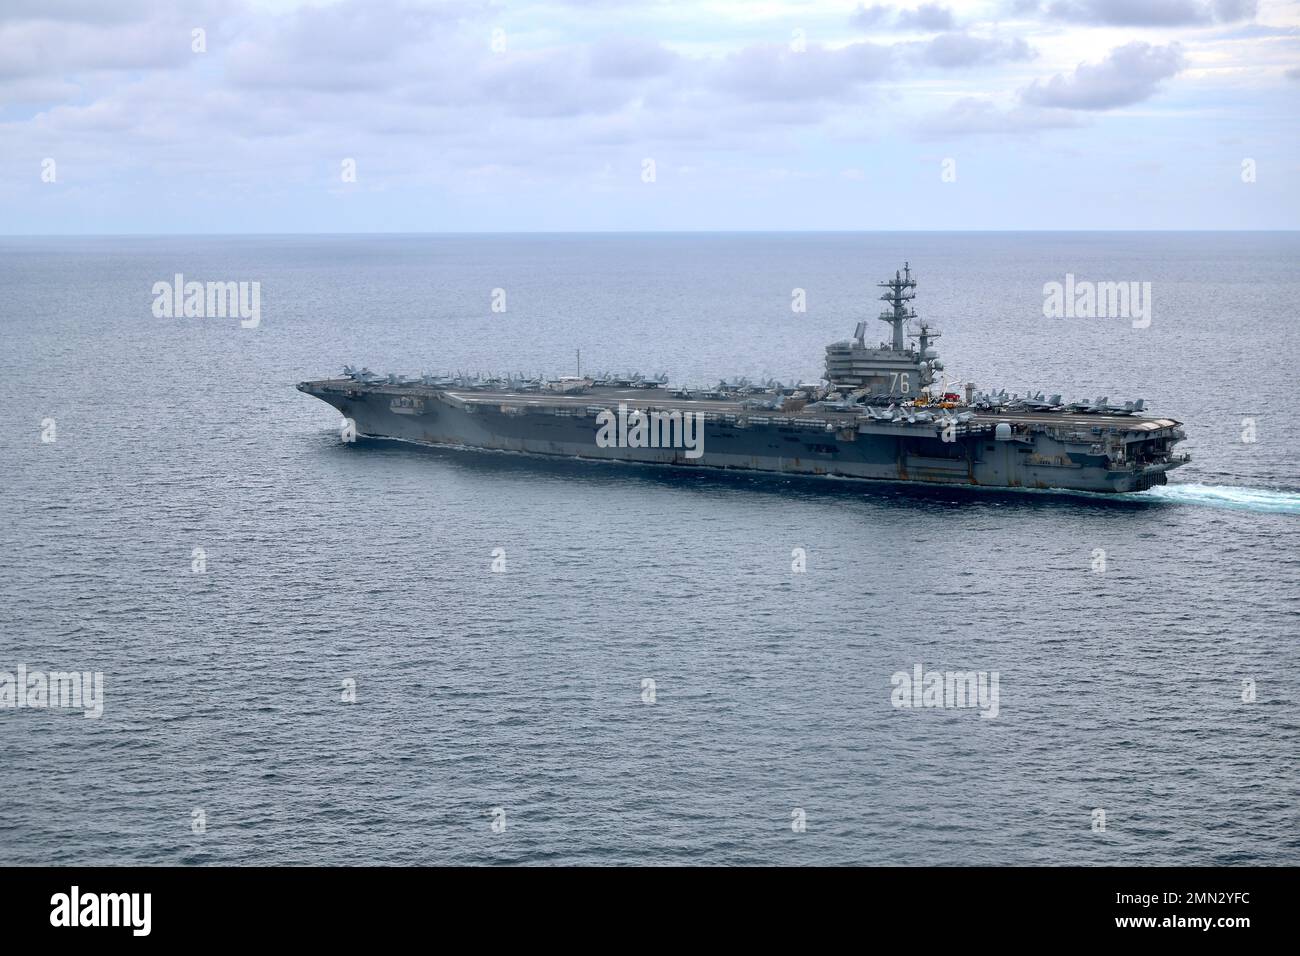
[0,0,1293,231]
[1021,41,1185,109]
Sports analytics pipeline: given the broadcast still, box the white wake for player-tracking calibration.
[1125,483,1300,514]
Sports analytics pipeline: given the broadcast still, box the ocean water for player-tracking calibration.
[1,232,1297,866]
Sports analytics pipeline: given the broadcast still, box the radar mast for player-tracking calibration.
[877,262,917,351]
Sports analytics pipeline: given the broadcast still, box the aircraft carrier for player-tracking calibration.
[297,264,1189,493]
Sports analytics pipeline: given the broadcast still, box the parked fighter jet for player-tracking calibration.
[543,376,590,395]
[808,398,860,413]
[1023,392,1063,411]
[972,389,1010,410]
[1104,398,1146,415]
[605,372,644,387]
[1070,395,1109,413]
[505,372,543,392]
[343,365,382,383]
[741,394,786,411]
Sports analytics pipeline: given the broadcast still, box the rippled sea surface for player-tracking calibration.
[2,232,1297,866]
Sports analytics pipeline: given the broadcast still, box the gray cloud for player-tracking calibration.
[480,48,638,118]
[224,1,476,92]
[589,36,678,79]
[0,0,250,89]
[851,3,956,31]
[0,0,1240,209]
[851,4,1036,70]
[0,17,197,81]
[0,0,163,25]
[1021,41,1185,110]
[714,42,896,102]
[1211,0,1260,21]
[1037,0,1257,25]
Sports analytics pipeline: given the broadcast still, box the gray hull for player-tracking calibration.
[298,381,1188,494]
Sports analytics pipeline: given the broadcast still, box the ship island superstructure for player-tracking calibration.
[298,264,1189,493]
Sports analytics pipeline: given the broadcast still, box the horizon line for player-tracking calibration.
[3,228,1298,239]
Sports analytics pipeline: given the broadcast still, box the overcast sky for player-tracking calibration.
[2,0,1297,232]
